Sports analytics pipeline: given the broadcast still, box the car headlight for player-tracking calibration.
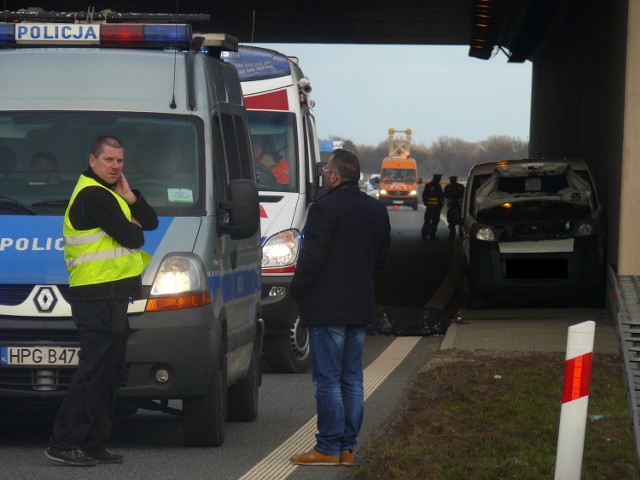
[262,229,301,269]
[409,190,417,196]
[574,220,597,236]
[151,254,206,295]
[379,189,387,195]
[471,224,500,242]
[147,253,210,312]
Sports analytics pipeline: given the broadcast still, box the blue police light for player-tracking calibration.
[0,24,15,44]
[0,22,192,48]
[222,46,291,81]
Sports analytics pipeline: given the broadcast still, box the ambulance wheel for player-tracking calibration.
[227,346,260,422]
[264,316,310,373]
[182,352,227,447]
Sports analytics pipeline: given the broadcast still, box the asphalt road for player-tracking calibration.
[1,206,612,480]
[0,206,449,480]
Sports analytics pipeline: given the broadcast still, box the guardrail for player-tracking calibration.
[607,266,640,471]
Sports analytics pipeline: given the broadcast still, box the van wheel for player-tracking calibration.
[182,353,227,447]
[227,347,260,422]
[264,316,310,373]
[412,202,418,211]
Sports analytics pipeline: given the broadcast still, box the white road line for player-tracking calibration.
[239,336,421,480]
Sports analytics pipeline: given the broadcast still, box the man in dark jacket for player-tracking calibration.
[289,149,391,467]
[45,136,158,467]
[421,173,444,240]
[444,175,465,240]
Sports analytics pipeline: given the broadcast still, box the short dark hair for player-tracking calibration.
[329,148,360,182]
[91,136,124,157]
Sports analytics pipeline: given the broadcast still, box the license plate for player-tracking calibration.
[1,346,80,366]
[393,200,403,204]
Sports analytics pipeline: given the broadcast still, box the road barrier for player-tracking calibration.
[554,320,595,480]
[608,267,640,473]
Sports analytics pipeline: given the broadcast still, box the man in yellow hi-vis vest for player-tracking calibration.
[45,136,158,467]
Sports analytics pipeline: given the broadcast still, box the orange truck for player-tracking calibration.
[378,128,419,210]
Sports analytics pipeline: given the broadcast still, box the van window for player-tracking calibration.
[0,112,203,216]
[247,111,297,193]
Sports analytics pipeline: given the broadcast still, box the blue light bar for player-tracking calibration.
[0,22,192,48]
[222,46,291,81]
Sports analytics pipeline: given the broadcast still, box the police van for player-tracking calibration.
[0,11,263,447]
[222,46,324,373]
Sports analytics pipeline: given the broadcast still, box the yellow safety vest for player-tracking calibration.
[63,175,151,287]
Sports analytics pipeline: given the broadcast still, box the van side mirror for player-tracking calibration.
[219,179,260,240]
[312,161,329,199]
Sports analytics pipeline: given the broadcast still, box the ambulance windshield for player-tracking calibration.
[0,112,202,216]
[248,111,297,193]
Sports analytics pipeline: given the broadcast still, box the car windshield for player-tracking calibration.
[0,112,203,216]
[247,111,298,193]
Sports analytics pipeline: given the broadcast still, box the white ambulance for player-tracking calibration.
[0,11,263,447]
[222,46,324,373]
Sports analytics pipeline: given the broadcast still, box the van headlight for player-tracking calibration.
[262,229,300,270]
[471,223,500,242]
[146,253,210,312]
[409,190,417,196]
[379,188,387,195]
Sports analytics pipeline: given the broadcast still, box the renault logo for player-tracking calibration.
[34,287,58,313]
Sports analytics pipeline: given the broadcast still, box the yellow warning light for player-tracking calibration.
[388,128,395,135]
[405,128,412,135]
[501,202,513,209]
[497,160,509,167]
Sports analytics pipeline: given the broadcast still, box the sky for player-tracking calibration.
[254,43,532,147]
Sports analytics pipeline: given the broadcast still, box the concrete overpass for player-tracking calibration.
[5,0,640,276]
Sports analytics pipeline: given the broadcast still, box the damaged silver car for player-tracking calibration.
[460,159,605,307]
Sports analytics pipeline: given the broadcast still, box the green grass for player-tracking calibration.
[350,350,637,479]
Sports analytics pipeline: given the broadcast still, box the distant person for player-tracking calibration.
[31,151,59,175]
[252,135,290,184]
[289,149,390,467]
[444,175,465,240]
[45,136,158,467]
[421,173,444,240]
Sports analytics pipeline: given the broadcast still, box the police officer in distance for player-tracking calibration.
[444,175,465,240]
[421,173,444,240]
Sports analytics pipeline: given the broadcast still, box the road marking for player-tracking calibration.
[239,336,421,480]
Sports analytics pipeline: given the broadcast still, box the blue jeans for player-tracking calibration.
[308,325,367,456]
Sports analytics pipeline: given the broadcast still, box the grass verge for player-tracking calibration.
[350,349,637,479]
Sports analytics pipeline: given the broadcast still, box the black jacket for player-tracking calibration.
[66,168,159,302]
[290,181,391,327]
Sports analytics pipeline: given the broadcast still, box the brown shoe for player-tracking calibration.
[290,450,340,466]
[340,449,356,466]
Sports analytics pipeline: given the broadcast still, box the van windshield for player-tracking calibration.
[381,169,415,182]
[0,112,203,216]
[247,111,297,193]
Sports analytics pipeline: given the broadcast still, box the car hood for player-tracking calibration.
[474,162,595,214]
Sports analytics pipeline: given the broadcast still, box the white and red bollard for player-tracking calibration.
[554,320,596,480]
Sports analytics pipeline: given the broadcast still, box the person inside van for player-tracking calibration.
[0,145,17,180]
[31,151,59,175]
[252,135,290,184]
